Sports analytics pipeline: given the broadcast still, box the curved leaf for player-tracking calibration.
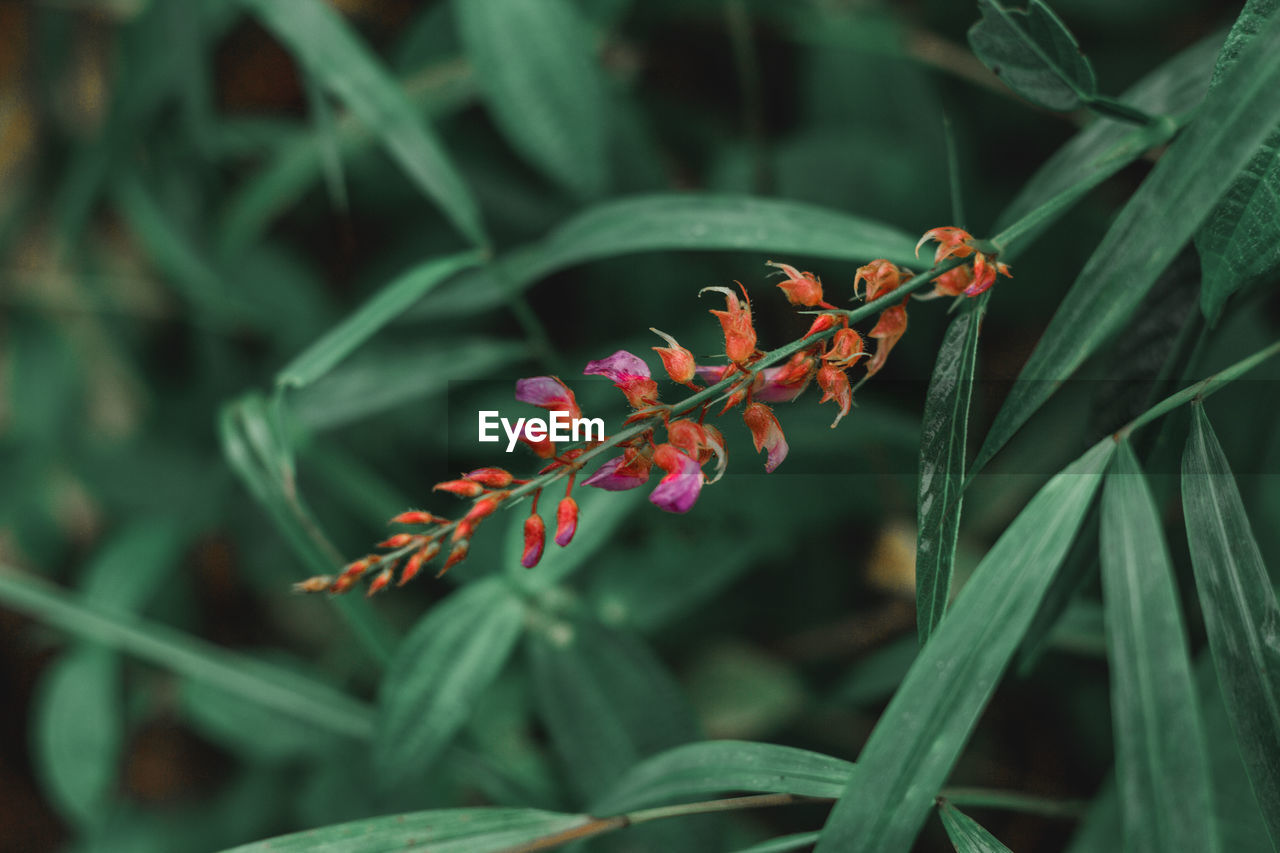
[1195,0,1280,324]
[916,295,985,644]
[456,0,609,197]
[968,0,1096,111]
[236,0,487,247]
[1181,404,1280,847]
[219,806,588,853]
[974,12,1280,474]
[816,439,1113,852]
[937,800,1014,853]
[594,740,854,815]
[1100,441,1217,853]
[375,579,526,785]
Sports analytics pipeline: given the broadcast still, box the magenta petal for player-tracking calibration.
[753,367,809,403]
[695,364,730,383]
[583,456,650,491]
[521,538,544,568]
[649,455,703,513]
[584,350,651,382]
[516,376,572,408]
[763,433,789,473]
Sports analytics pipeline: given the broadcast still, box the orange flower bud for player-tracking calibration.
[817,363,853,428]
[822,328,865,368]
[399,540,441,586]
[440,540,469,576]
[766,260,825,307]
[293,575,334,593]
[555,497,578,546]
[915,226,975,264]
[376,533,415,549]
[367,567,394,596]
[651,328,697,386]
[854,259,907,302]
[390,510,446,525]
[701,284,757,365]
[467,467,514,488]
[803,313,840,338]
[522,513,546,568]
[453,494,504,542]
[434,479,485,498]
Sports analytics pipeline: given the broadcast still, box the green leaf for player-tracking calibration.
[993,32,1219,255]
[456,0,609,197]
[916,295,985,644]
[973,12,1280,474]
[593,740,853,815]
[1100,441,1218,853]
[1181,404,1280,847]
[529,613,700,804]
[0,565,375,741]
[816,439,1113,852]
[236,0,487,247]
[729,832,824,853]
[218,806,589,853]
[1195,0,1280,324]
[78,519,186,614]
[32,647,122,827]
[937,800,1013,852]
[423,193,920,316]
[375,579,526,785]
[277,250,484,389]
[968,0,1097,112]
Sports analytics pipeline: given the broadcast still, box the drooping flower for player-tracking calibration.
[822,328,865,368]
[817,363,852,428]
[701,284,758,364]
[967,251,1012,297]
[555,497,578,546]
[917,264,973,300]
[854,259,909,302]
[766,260,826,307]
[584,350,660,409]
[649,443,704,513]
[915,227,976,264]
[583,448,653,491]
[915,226,1011,298]
[522,514,545,568]
[650,328,697,387]
[742,402,788,472]
[753,351,816,402]
[865,301,908,377]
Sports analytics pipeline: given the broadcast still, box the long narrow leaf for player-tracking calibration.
[937,800,1013,853]
[973,12,1280,473]
[1182,404,1280,846]
[1100,441,1217,853]
[237,0,486,247]
[816,439,1113,852]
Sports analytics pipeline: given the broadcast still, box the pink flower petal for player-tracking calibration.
[695,364,731,384]
[649,452,703,513]
[515,376,574,409]
[583,350,651,383]
[753,366,809,403]
[583,455,651,491]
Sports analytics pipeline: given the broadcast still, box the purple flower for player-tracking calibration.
[583,350,651,382]
[649,445,703,513]
[515,376,579,417]
[583,451,652,491]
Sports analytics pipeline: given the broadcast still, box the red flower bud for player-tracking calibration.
[523,513,546,568]
[651,328,697,386]
[467,467,514,488]
[555,497,578,547]
[701,284,757,365]
[398,540,441,586]
[293,575,334,593]
[803,313,840,338]
[376,533,415,549]
[440,540,469,576]
[434,479,485,498]
[822,328,865,368]
[854,259,907,302]
[367,567,394,597]
[817,363,853,428]
[390,510,447,525]
[767,260,825,307]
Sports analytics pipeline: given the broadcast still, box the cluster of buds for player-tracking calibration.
[295,227,1008,595]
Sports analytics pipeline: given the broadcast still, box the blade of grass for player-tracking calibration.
[1100,441,1217,853]
[973,12,1280,474]
[937,799,1014,852]
[236,0,487,248]
[0,565,374,740]
[816,439,1114,852]
[1181,404,1280,847]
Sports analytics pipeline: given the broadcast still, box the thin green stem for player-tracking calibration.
[1086,94,1159,127]
[941,788,1088,819]
[943,114,966,229]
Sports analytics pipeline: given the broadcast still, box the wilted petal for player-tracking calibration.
[583,350,651,382]
[742,402,788,473]
[865,302,909,377]
[515,376,578,417]
[583,450,652,491]
[649,444,703,513]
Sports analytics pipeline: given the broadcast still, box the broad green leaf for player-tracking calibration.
[219,806,589,853]
[916,295,985,644]
[593,740,854,815]
[968,0,1097,111]
[0,565,375,741]
[816,439,1113,852]
[505,486,646,592]
[32,647,122,827]
[277,250,483,389]
[219,394,395,664]
[528,613,699,804]
[375,579,526,785]
[1195,0,1280,324]
[937,800,1013,853]
[423,193,920,316]
[79,519,186,613]
[455,0,609,197]
[236,0,487,247]
[1182,404,1280,846]
[993,32,1219,254]
[973,12,1280,475]
[1100,441,1217,853]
